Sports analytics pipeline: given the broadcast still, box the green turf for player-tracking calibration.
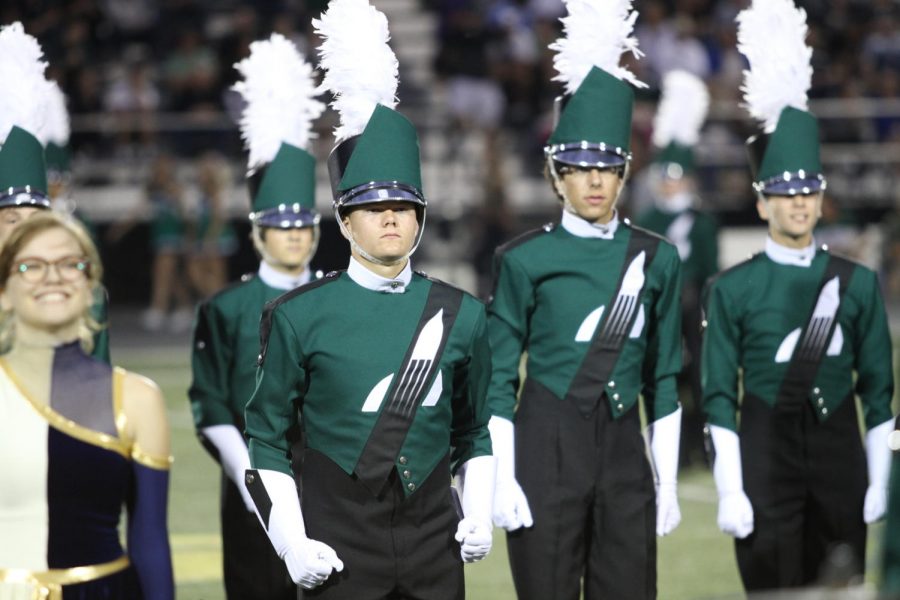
[115,346,888,600]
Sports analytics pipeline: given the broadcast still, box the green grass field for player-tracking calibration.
[116,345,888,600]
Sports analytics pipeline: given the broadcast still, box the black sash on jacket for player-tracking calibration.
[565,227,661,417]
[776,254,856,412]
[354,282,464,496]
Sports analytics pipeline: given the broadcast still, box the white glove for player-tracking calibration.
[864,419,894,524]
[709,425,754,539]
[488,416,534,531]
[245,469,343,588]
[202,424,255,512]
[648,407,682,536]
[455,454,496,563]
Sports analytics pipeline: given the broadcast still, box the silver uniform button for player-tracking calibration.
[399,456,408,465]
[407,483,416,492]
[821,407,828,415]
[612,393,620,401]
[813,387,820,395]
[246,473,255,484]
[402,470,411,479]
[817,398,824,406]
[608,381,616,389]
[617,403,624,411]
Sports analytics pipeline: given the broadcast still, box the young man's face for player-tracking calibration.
[756,192,822,247]
[342,202,419,265]
[555,166,624,225]
[0,207,43,245]
[261,226,315,271]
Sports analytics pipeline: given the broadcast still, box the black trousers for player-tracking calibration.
[221,472,298,600]
[736,394,867,591]
[508,379,657,600]
[301,450,464,600]
[679,282,706,466]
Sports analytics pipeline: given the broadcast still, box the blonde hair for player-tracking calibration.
[0,212,105,352]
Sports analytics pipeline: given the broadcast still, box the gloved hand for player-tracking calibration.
[709,424,754,539]
[245,469,343,588]
[456,454,496,562]
[649,407,682,536]
[488,416,533,531]
[455,517,493,563]
[201,425,255,512]
[864,419,894,524]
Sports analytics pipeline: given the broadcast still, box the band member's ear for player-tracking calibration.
[756,196,770,222]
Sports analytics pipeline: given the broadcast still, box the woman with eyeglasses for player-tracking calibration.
[0,212,174,599]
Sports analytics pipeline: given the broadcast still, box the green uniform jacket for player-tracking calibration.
[189,274,289,430]
[487,220,683,422]
[246,271,492,496]
[702,248,893,432]
[635,206,718,289]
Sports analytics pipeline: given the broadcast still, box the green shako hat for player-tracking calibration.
[545,0,646,169]
[737,0,825,196]
[41,81,72,186]
[651,70,709,178]
[233,33,325,228]
[0,126,49,208]
[44,142,70,179]
[247,142,319,228]
[327,104,424,211]
[654,143,694,176]
[315,0,425,217]
[547,67,635,167]
[747,106,824,195]
[0,23,53,209]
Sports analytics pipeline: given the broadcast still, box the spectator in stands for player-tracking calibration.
[106,153,192,332]
[103,59,161,154]
[434,0,506,181]
[186,152,237,301]
[162,28,220,112]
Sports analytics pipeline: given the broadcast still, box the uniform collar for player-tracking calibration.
[258,261,311,290]
[765,237,817,267]
[560,209,619,239]
[654,192,693,214]
[347,256,412,293]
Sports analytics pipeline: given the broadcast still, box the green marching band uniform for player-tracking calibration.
[245,107,493,600]
[703,1,894,591]
[701,12,896,585]
[635,70,718,466]
[188,33,323,600]
[487,52,684,599]
[243,3,495,597]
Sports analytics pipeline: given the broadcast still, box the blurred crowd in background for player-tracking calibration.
[2,0,899,325]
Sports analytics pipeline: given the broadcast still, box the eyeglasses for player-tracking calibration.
[12,256,91,283]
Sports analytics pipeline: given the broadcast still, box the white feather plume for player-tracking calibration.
[737,0,812,133]
[0,22,52,146]
[652,70,709,148]
[550,0,646,94]
[313,0,399,142]
[39,81,71,146]
[233,33,325,171]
